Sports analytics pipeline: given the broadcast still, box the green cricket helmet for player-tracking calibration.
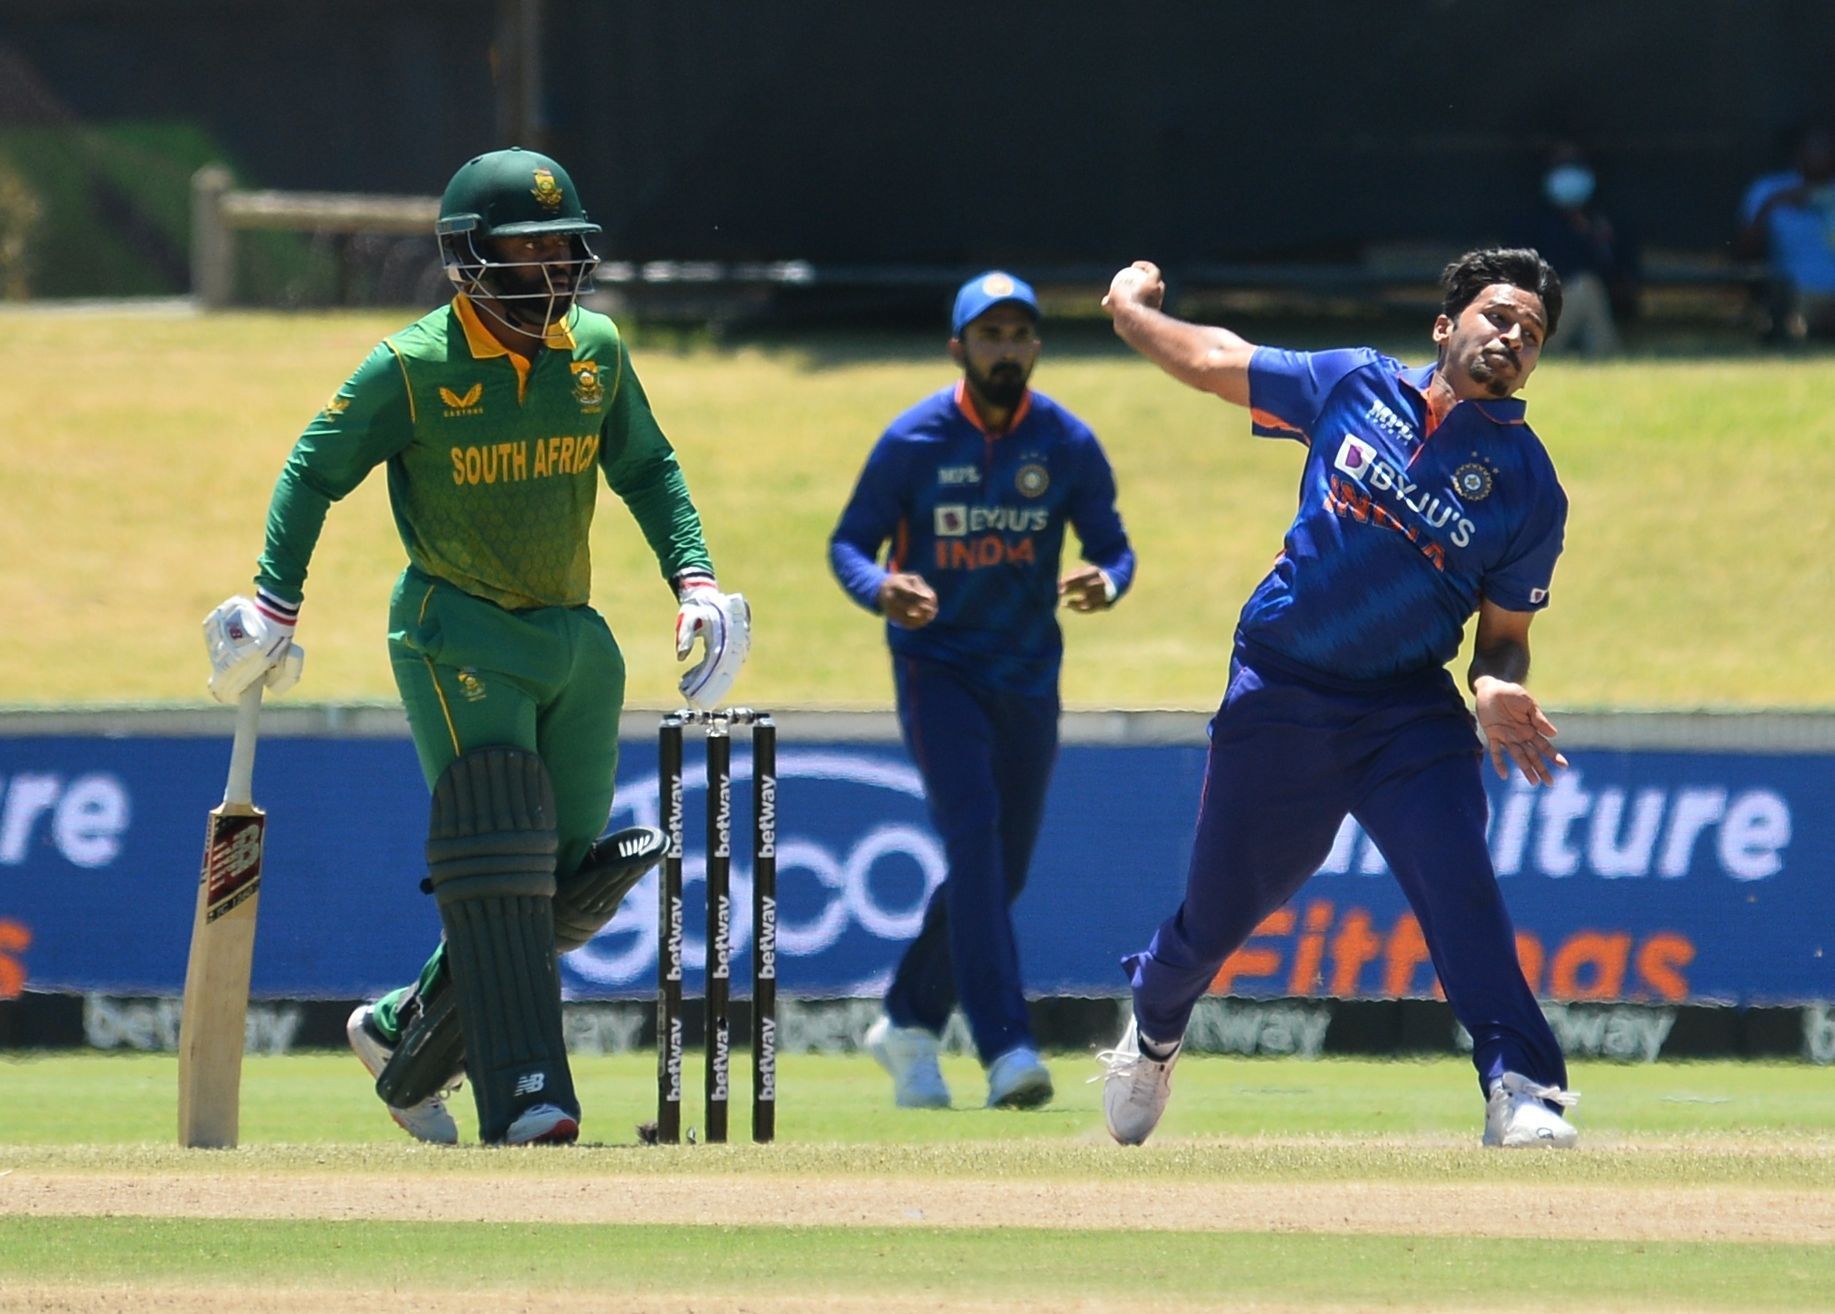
[436,147,602,330]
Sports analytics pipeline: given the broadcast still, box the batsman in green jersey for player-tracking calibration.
[203,148,752,1146]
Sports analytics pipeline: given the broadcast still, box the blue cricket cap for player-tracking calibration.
[951,271,1039,336]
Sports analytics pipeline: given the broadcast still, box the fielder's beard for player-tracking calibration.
[969,362,1032,411]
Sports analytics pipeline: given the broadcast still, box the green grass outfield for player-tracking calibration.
[4,307,1833,712]
[3,1051,1833,1311]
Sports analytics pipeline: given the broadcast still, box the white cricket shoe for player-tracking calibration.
[345,1004,459,1146]
[985,1046,1054,1109]
[1096,1016,1179,1146]
[865,1015,952,1109]
[504,1102,580,1146]
[1484,1071,1580,1149]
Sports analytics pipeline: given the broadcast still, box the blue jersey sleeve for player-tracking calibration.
[1065,429,1135,600]
[828,429,910,612]
[1247,347,1382,445]
[1483,476,1568,613]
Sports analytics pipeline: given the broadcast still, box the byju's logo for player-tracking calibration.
[565,750,945,995]
[1334,434,1377,478]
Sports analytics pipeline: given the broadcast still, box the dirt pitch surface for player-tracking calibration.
[9,1168,1834,1243]
[7,1165,1832,1314]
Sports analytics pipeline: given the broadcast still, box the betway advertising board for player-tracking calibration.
[0,723,1829,1005]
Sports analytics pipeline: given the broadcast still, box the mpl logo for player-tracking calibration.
[564,749,945,997]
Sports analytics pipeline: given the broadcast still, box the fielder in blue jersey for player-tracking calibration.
[830,271,1136,1110]
[1096,249,1583,1150]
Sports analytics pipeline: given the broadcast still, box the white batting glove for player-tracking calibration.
[203,591,304,703]
[674,580,751,710]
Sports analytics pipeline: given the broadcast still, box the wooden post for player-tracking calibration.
[191,164,234,309]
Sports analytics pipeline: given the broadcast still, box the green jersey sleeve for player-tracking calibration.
[256,342,414,603]
[599,340,715,587]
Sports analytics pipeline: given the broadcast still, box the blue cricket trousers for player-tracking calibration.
[1124,651,1567,1097]
[886,654,1059,1064]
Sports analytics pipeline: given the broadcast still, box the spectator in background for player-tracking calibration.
[1738,124,1835,344]
[1517,142,1639,358]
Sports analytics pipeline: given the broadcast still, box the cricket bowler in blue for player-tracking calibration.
[1096,249,1582,1149]
[830,272,1136,1110]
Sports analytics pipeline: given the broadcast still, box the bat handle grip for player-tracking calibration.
[224,683,264,807]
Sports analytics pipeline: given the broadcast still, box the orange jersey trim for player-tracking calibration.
[889,517,910,573]
[1251,406,1306,440]
[953,379,1032,436]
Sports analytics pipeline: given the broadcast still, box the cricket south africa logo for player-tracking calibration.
[531,168,564,210]
[570,361,605,408]
[439,383,484,417]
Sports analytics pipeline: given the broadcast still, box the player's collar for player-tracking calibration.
[452,293,578,358]
[953,379,1032,436]
[1398,364,1527,426]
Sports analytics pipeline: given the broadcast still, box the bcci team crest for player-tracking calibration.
[1015,462,1050,498]
[531,168,565,211]
[1453,460,1495,501]
[571,361,605,408]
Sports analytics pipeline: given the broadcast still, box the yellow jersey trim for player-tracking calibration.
[422,655,462,758]
[384,341,416,424]
[452,293,577,404]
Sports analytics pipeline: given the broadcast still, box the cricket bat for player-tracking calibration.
[177,683,267,1148]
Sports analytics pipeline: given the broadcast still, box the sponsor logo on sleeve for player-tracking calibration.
[1365,399,1417,445]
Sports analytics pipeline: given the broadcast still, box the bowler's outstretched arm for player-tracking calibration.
[1101,261,1260,407]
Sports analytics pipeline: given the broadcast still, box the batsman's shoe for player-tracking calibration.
[865,1015,951,1109]
[504,1102,580,1146]
[985,1046,1054,1109]
[345,1004,459,1146]
[1096,1016,1179,1146]
[1483,1071,1580,1149]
